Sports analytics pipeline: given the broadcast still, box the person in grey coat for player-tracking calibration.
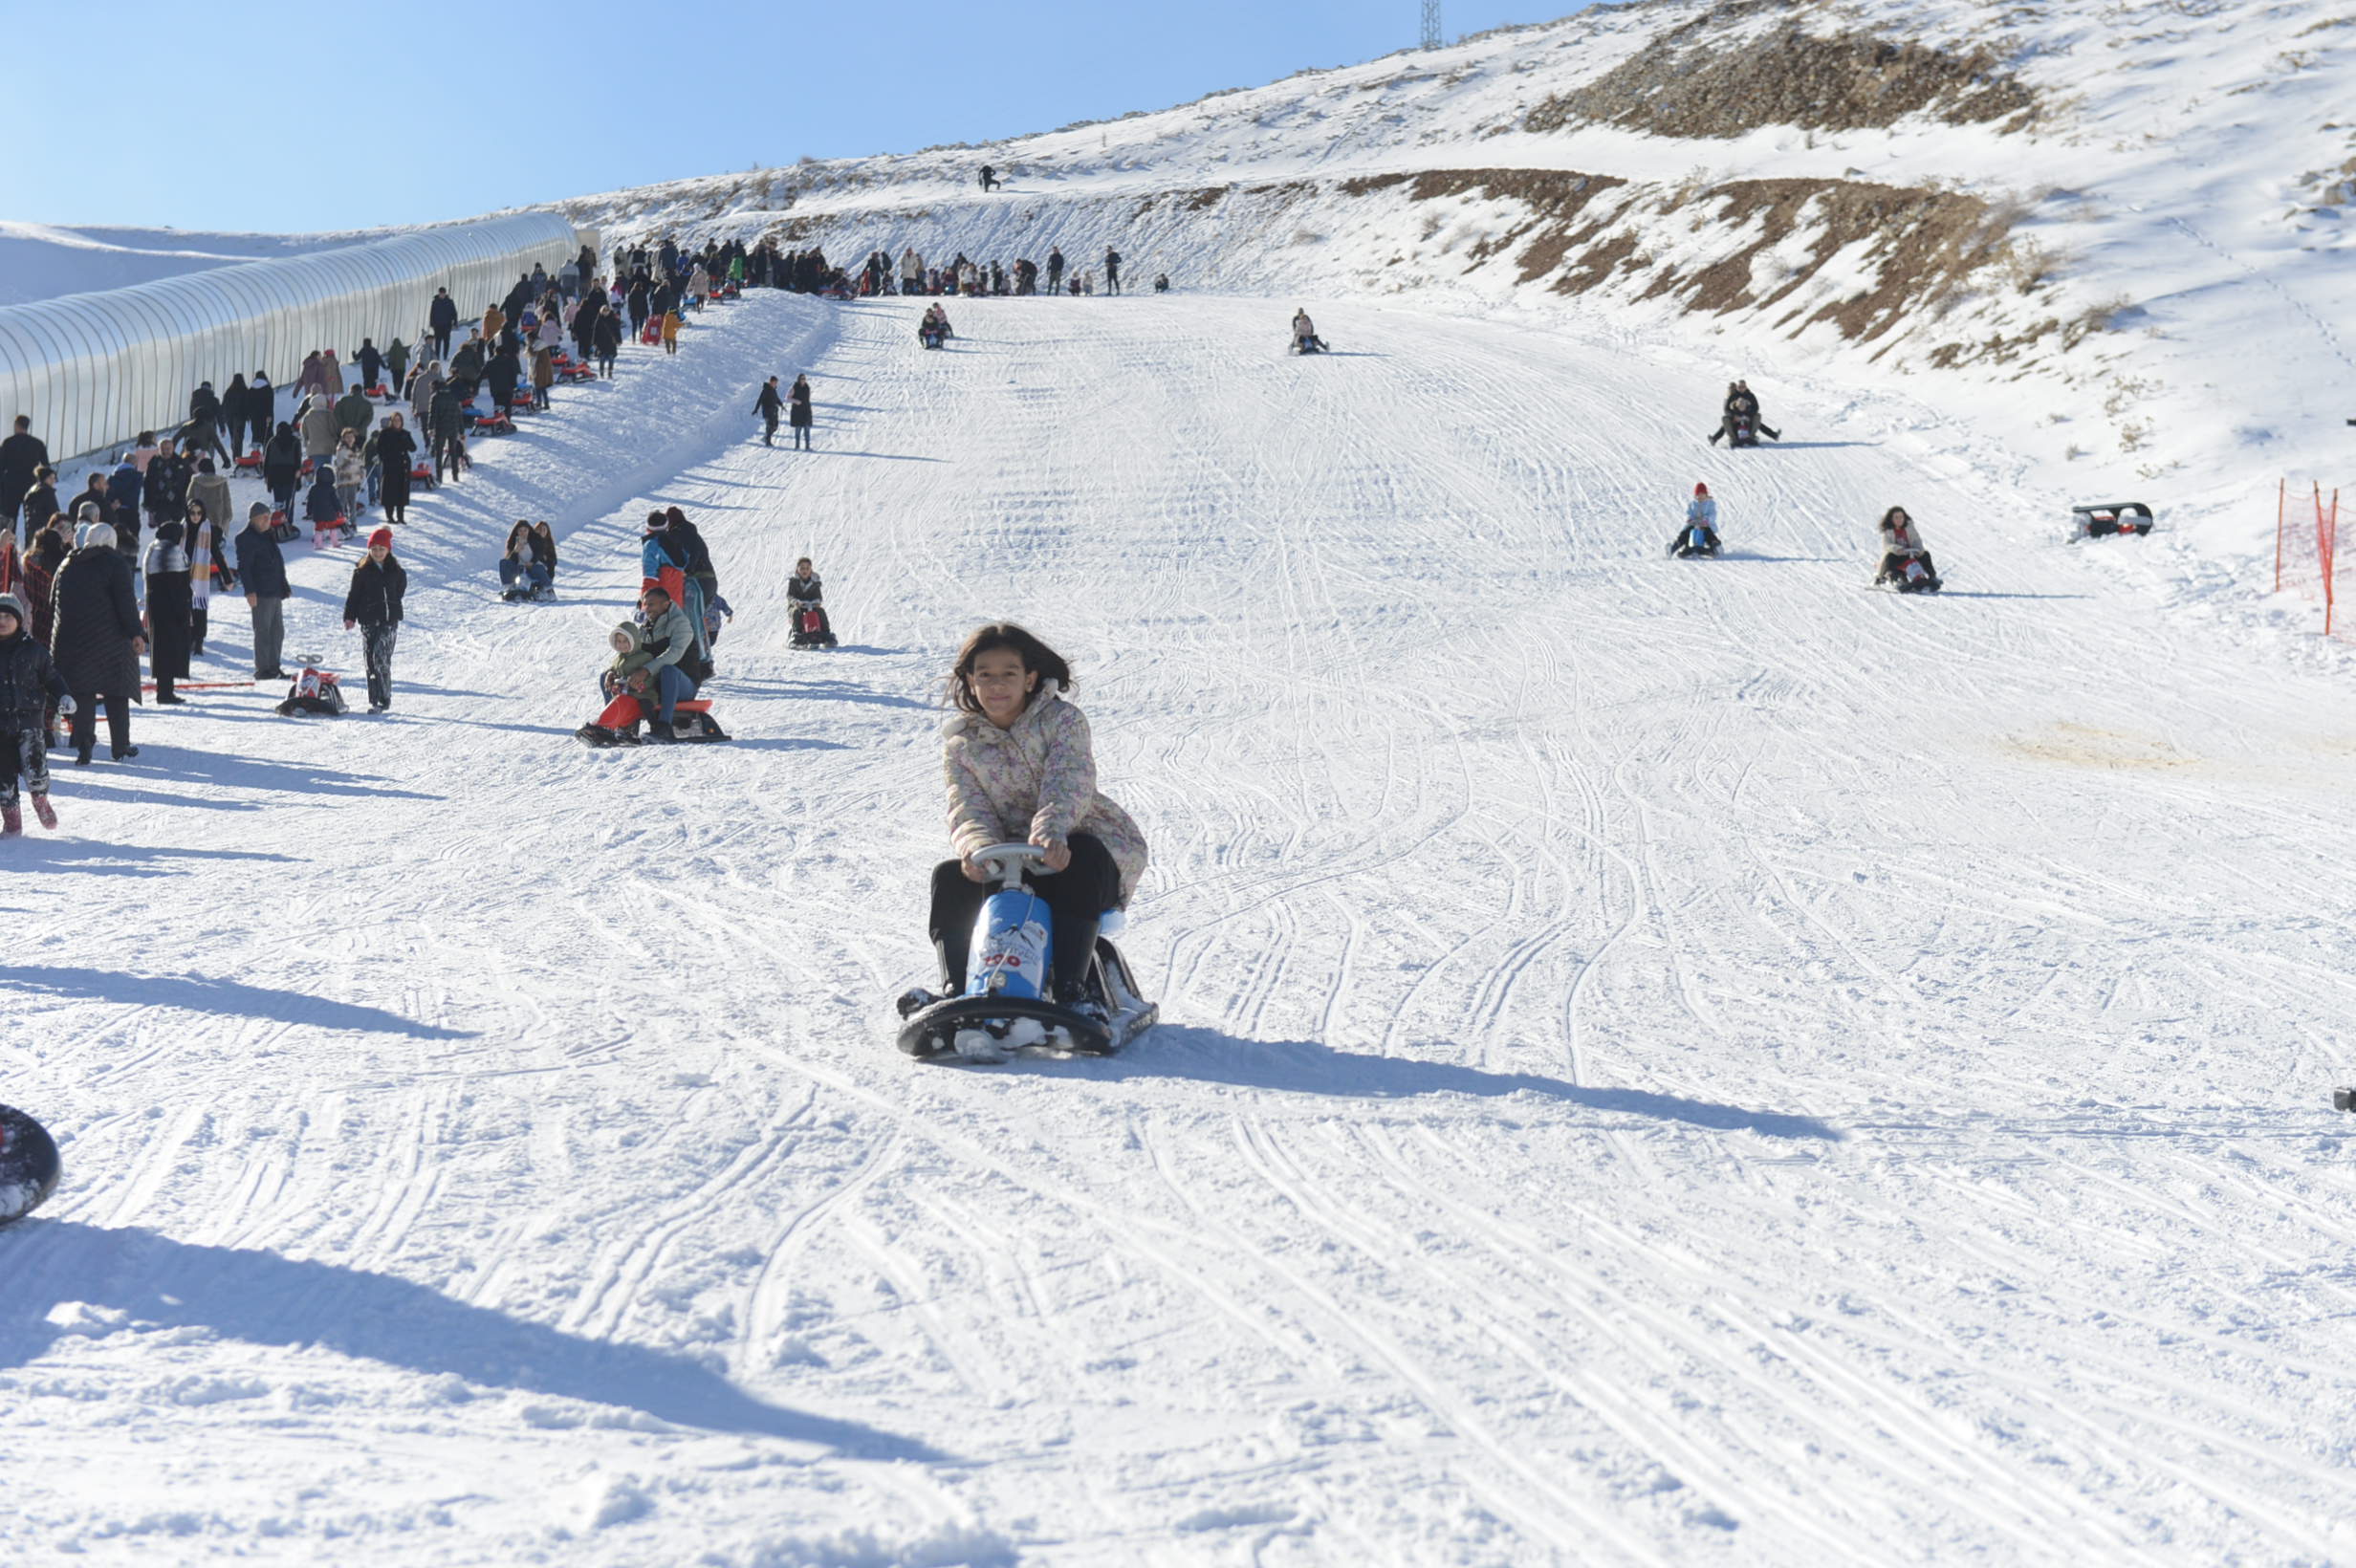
[299,394,339,467]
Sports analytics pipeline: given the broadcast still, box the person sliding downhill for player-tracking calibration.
[1873,506,1942,592]
[1291,310,1327,354]
[1708,381,1779,445]
[900,623,1148,1032]
[919,304,953,349]
[1669,483,1721,557]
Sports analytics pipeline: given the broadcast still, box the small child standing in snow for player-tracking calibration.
[0,592,73,836]
[342,528,407,712]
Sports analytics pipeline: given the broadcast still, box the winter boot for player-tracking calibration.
[0,805,20,837]
[30,794,56,830]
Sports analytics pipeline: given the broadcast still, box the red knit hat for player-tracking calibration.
[1693,482,1710,496]
[368,527,394,551]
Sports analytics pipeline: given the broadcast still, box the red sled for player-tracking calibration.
[471,411,514,437]
[640,322,662,345]
[558,363,596,381]
[575,695,729,748]
[364,383,391,399]
[235,451,262,470]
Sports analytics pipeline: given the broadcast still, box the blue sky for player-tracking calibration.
[3,0,1575,235]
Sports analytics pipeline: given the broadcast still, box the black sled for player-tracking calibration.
[0,1104,61,1225]
[895,844,1158,1063]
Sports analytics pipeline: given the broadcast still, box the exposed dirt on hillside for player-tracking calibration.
[1527,15,2040,138]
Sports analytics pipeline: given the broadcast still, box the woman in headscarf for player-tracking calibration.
[50,522,143,761]
[142,519,193,704]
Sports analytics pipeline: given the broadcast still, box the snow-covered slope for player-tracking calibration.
[0,223,410,308]
[550,0,2356,613]
[6,290,2355,1565]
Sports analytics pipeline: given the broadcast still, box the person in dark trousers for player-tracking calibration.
[1045,247,1064,294]
[142,520,194,704]
[1,415,52,537]
[1708,381,1779,444]
[430,382,467,483]
[236,502,291,680]
[49,522,143,763]
[788,374,814,450]
[342,527,406,712]
[184,383,230,467]
[428,288,459,360]
[376,412,417,524]
[592,309,622,379]
[354,338,383,391]
[17,467,58,545]
[261,422,304,512]
[1103,249,1122,295]
[248,372,274,451]
[223,374,253,458]
[753,376,783,445]
[0,589,72,834]
[979,163,999,192]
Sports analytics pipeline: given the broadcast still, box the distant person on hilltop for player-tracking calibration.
[1046,247,1065,294]
[1103,248,1122,295]
[979,164,999,192]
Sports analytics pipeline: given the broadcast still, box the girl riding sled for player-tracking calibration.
[907,623,1148,1027]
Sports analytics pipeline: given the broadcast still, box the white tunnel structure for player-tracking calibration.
[0,213,591,462]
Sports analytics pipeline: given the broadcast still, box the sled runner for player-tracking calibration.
[575,695,730,749]
[896,843,1159,1064]
[2071,501,2155,540]
[0,1104,61,1225]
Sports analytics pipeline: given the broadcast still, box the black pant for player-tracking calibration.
[70,686,132,756]
[762,411,778,445]
[360,624,398,708]
[792,424,811,449]
[928,833,1119,996]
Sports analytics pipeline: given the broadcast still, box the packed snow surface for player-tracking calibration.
[4,293,2355,1564]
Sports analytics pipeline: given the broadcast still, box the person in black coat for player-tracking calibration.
[184,383,229,467]
[144,440,190,532]
[788,374,814,449]
[261,422,304,510]
[753,376,783,445]
[428,289,459,359]
[49,525,143,762]
[223,374,252,458]
[142,520,194,704]
[0,416,50,533]
[342,528,406,711]
[235,502,292,680]
[375,413,417,523]
[17,467,59,544]
[247,372,275,448]
[0,590,73,832]
[354,338,383,389]
[592,311,622,378]
[486,346,521,413]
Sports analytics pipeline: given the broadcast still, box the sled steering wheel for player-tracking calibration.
[971,842,1050,888]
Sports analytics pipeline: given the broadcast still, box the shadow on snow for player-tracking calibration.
[0,1222,942,1459]
[0,966,476,1040]
[1027,1025,1842,1141]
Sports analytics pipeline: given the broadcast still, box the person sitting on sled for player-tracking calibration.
[1873,506,1941,588]
[1291,309,1326,353]
[601,585,697,741]
[1709,380,1781,445]
[1669,483,1720,556]
[787,556,836,646]
[914,623,1149,1025]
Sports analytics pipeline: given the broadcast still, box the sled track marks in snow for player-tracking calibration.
[15,295,2356,1565]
